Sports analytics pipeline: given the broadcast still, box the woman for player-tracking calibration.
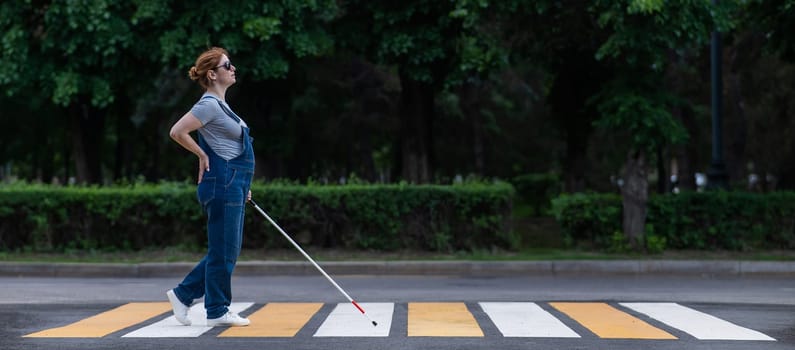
[166,47,254,327]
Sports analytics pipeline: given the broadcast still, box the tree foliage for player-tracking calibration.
[0,0,793,200]
[747,0,795,61]
[591,0,721,153]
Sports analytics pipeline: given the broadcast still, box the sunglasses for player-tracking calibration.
[213,61,232,71]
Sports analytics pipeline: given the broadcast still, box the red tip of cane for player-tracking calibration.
[351,300,365,314]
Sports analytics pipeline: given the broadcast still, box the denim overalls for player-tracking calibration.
[173,96,255,319]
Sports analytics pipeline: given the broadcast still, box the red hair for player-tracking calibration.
[188,47,228,89]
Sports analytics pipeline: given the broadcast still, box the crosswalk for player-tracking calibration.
[24,301,776,341]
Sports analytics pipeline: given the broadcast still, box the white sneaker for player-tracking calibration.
[166,289,191,326]
[207,311,250,327]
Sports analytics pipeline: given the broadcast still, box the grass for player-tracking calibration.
[1,247,793,264]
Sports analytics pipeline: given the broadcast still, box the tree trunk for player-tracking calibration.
[621,149,648,249]
[356,129,377,181]
[674,105,699,191]
[472,115,485,175]
[547,51,598,193]
[564,139,588,192]
[656,146,667,194]
[398,70,434,183]
[459,81,485,175]
[113,113,124,181]
[349,58,385,182]
[726,70,747,184]
[69,100,104,184]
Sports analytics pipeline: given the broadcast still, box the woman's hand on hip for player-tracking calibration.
[168,112,208,184]
[197,154,210,184]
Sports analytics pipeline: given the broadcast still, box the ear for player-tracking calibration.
[206,70,216,82]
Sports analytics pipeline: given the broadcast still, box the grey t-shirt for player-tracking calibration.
[191,93,248,160]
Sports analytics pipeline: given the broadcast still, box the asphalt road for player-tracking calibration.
[1,274,793,349]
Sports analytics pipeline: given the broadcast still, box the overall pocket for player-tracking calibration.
[197,176,216,209]
[224,168,253,206]
[224,168,237,188]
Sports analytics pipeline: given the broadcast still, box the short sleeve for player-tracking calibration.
[190,99,215,126]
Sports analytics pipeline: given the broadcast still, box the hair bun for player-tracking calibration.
[188,66,199,80]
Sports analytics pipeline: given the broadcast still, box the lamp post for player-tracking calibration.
[707,0,729,190]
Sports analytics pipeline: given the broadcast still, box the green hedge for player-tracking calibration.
[0,182,516,253]
[551,191,795,250]
[510,173,561,216]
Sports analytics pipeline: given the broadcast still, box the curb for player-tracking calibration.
[1,260,794,278]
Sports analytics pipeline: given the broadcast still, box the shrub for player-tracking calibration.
[551,191,795,251]
[0,181,516,253]
[511,173,562,216]
[550,193,622,248]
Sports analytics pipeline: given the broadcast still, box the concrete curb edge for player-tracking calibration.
[1,260,793,278]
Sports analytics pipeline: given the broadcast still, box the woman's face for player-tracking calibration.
[210,54,236,87]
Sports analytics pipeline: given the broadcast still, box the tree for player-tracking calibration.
[331,1,500,183]
[740,0,795,189]
[445,1,617,190]
[747,0,795,61]
[515,2,611,192]
[0,1,144,183]
[131,0,340,180]
[0,0,341,183]
[590,0,729,248]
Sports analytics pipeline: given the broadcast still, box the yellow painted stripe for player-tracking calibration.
[219,303,323,337]
[550,302,676,339]
[408,302,484,337]
[24,303,171,338]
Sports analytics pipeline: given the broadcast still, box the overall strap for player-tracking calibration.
[200,95,253,145]
[201,95,242,125]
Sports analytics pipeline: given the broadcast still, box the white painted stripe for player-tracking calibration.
[313,303,393,337]
[122,302,254,338]
[621,303,775,341]
[480,302,581,338]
